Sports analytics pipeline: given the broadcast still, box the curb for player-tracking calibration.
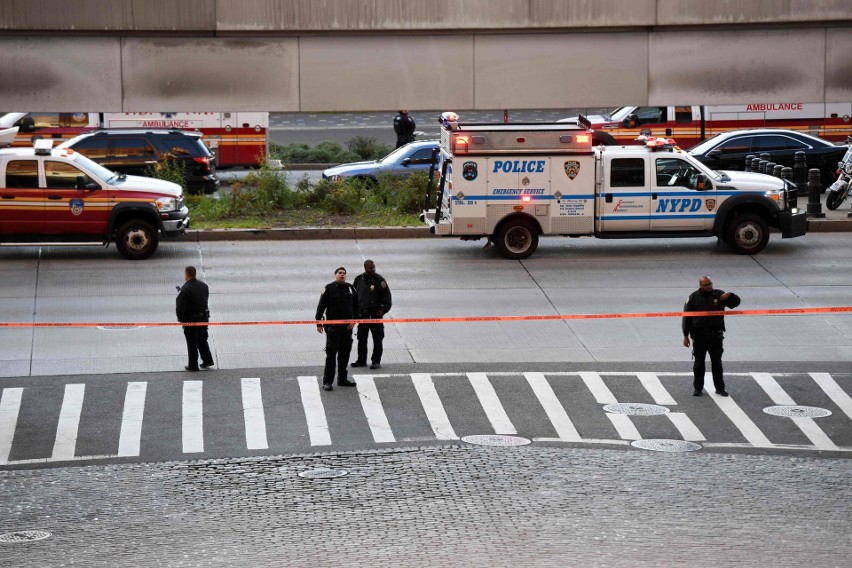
[806,218,852,232]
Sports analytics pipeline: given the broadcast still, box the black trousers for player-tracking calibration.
[692,331,725,392]
[356,319,385,364]
[323,326,353,384]
[183,325,213,370]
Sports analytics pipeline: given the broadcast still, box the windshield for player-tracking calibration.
[69,152,120,183]
[607,107,633,121]
[380,145,412,164]
[682,152,728,182]
[687,133,725,155]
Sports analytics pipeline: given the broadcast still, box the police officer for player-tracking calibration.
[316,266,359,391]
[682,275,741,396]
[351,259,392,370]
[393,110,416,148]
[176,266,214,372]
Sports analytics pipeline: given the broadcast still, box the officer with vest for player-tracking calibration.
[682,275,741,396]
[176,266,214,372]
[393,110,416,148]
[316,266,359,391]
[351,259,392,370]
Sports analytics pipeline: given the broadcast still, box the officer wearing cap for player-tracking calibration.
[682,275,741,396]
[393,110,416,148]
[351,259,392,370]
[316,266,359,391]
[176,266,214,372]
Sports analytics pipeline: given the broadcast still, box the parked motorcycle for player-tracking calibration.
[826,138,852,210]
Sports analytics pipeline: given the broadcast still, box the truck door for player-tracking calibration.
[43,159,110,235]
[597,155,650,232]
[650,157,715,231]
[0,159,43,234]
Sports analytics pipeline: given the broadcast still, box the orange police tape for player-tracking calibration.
[0,306,850,328]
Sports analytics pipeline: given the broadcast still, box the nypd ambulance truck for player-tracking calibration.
[421,113,806,259]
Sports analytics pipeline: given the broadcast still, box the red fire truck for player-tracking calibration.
[0,112,268,168]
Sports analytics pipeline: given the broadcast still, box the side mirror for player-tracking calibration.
[77,175,99,190]
[18,117,36,133]
[696,174,709,190]
[624,114,638,128]
[706,150,721,159]
[401,158,411,166]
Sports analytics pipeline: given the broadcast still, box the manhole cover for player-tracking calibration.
[604,403,670,416]
[461,435,531,446]
[297,468,349,479]
[0,530,52,543]
[763,405,832,418]
[97,325,143,330]
[631,439,702,452]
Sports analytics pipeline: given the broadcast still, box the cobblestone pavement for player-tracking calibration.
[1,445,849,567]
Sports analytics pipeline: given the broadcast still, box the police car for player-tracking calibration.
[0,139,189,259]
[421,113,806,259]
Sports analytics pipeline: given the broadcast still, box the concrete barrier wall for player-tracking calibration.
[0,0,850,110]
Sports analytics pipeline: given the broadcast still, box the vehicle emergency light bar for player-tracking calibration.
[33,138,54,155]
[439,112,594,156]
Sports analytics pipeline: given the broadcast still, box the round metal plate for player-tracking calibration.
[763,405,832,418]
[297,468,349,479]
[604,403,670,416]
[0,530,52,543]
[631,439,702,452]
[97,325,143,330]
[461,435,532,446]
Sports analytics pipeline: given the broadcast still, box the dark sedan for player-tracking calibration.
[688,128,846,189]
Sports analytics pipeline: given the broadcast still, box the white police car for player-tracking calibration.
[322,140,440,184]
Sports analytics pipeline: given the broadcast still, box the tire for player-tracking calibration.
[495,217,539,259]
[826,188,846,210]
[725,213,769,255]
[115,219,159,260]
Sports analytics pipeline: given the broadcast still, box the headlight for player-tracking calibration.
[155,197,177,212]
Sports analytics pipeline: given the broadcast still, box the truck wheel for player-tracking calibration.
[495,218,538,259]
[115,219,159,260]
[826,188,845,210]
[725,214,769,255]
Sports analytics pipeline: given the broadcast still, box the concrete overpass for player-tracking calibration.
[0,0,850,111]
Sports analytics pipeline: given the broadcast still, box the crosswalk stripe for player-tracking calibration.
[52,384,85,461]
[705,386,774,448]
[579,372,618,404]
[810,372,852,422]
[182,381,204,453]
[117,382,147,457]
[636,372,678,405]
[606,413,641,440]
[467,373,517,435]
[524,372,582,442]
[298,376,331,446]
[241,378,269,450]
[752,373,838,450]
[411,373,457,440]
[666,412,706,441]
[0,388,23,465]
[354,375,395,443]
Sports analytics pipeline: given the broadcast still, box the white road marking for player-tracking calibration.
[810,372,852,422]
[467,373,517,435]
[666,412,706,441]
[706,387,773,448]
[51,384,86,461]
[241,377,269,450]
[752,372,837,451]
[298,376,331,446]
[579,372,618,404]
[524,372,581,442]
[411,373,457,440]
[0,388,23,465]
[354,375,395,443]
[606,413,641,440]
[636,372,678,405]
[117,382,147,457]
[182,381,204,454]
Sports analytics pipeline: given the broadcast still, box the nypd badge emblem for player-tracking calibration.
[69,199,84,216]
[462,161,478,181]
[564,161,580,180]
[705,199,716,212]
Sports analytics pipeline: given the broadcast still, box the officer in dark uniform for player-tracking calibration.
[351,259,392,370]
[176,266,214,372]
[393,110,416,148]
[682,275,741,396]
[316,266,359,391]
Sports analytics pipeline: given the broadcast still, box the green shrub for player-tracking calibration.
[143,157,187,192]
[269,137,392,164]
[348,136,393,161]
[321,180,363,214]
